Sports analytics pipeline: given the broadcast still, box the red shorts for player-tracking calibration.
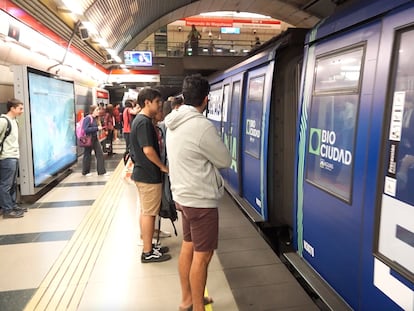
[177,203,218,252]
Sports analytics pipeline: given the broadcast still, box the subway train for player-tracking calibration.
[207,0,414,310]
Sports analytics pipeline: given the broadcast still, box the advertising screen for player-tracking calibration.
[27,67,77,186]
[124,51,153,66]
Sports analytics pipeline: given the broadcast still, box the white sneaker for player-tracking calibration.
[138,239,161,246]
[153,229,171,238]
[83,173,92,177]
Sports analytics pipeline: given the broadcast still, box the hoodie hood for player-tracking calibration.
[164,105,202,130]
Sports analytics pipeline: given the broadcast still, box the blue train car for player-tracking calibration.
[295,0,414,309]
[208,28,307,228]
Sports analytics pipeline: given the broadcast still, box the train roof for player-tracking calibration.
[209,28,308,84]
[306,0,412,44]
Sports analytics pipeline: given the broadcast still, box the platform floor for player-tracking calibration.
[0,140,318,311]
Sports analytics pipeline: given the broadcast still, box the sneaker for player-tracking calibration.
[141,249,171,263]
[153,229,172,238]
[83,173,92,177]
[153,243,169,254]
[99,172,110,176]
[3,210,24,218]
[14,206,28,212]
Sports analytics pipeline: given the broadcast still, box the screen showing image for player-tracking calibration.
[124,51,153,66]
[220,27,240,34]
[27,68,77,186]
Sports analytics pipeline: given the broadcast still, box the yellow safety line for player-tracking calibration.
[205,288,213,311]
[24,161,125,311]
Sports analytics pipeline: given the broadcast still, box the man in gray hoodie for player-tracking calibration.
[165,74,231,311]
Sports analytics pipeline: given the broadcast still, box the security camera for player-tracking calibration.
[253,29,257,35]
[178,26,182,32]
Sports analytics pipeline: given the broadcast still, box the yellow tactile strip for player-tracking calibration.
[24,161,125,311]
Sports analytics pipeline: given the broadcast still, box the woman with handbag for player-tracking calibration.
[82,105,108,176]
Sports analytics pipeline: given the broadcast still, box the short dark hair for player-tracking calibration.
[182,74,210,107]
[171,96,183,109]
[7,98,23,112]
[137,87,161,108]
[124,99,133,108]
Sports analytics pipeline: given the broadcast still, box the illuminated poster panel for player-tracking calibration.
[13,66,77,195]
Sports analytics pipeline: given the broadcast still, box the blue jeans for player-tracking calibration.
[0,158,18,212]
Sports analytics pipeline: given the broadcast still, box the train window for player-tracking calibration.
[375,28,414,282]
[207,87,222,122]
[306,47,364,202]
[244,75,265,158]
[314,47,364,94]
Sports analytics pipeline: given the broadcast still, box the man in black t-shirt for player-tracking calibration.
[130,87,171,263]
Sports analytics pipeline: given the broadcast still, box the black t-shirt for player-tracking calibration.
[130,114,161,183]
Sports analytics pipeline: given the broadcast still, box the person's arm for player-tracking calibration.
[83,116,99,135]
[142,146,168,173]
[199,125,231,169]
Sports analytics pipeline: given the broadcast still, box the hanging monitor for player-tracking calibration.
[220,27,240,34]
[124,51,153,66]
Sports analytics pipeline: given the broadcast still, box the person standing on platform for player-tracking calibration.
[187,24,201,56]
[113,103,122,141]
[130,87,171,263]
[123,100,139,154]
[165,74,231,311]
[0,99,26,218]
[81,105,107,176]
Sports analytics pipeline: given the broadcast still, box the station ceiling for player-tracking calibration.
[10,0,344,66]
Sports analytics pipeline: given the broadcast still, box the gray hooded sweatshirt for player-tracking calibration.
[165,105,231,208]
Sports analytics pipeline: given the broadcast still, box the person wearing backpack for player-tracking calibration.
[0,99,26,218]
[81,105,108,176]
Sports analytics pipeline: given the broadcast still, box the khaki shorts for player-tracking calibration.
[177,203,219,252]
[135,182,162,216]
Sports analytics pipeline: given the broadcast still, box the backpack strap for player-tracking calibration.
[0,116,12,155]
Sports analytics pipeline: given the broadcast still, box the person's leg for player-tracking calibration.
[190,250,214,311]
[124,132,130,152]
[179,240,194,309]
[0,158,18,213]
[82,146,92,175]
[141,214,156,253]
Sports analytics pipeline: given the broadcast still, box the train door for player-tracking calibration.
[223,75,243,194]
[370,8,414,310]
[296,23,381,308]
[241,65,273,220]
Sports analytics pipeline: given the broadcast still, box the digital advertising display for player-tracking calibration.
[27,67,77,187]
[124,51,153,66]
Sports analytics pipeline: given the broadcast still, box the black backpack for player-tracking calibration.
[157,171,178,239]
[0,116,12,155]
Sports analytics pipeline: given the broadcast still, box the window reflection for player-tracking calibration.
[391,30,414,205]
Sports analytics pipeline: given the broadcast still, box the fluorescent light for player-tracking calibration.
[81,22,98,35]
[61,0,83,15]
[95,38,109,48]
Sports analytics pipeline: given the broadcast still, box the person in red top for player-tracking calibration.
[103,104,115,155]
[113,103,121,141]
[122,100,139,153]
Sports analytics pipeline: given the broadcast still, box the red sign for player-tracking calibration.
[184,17,280,28]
